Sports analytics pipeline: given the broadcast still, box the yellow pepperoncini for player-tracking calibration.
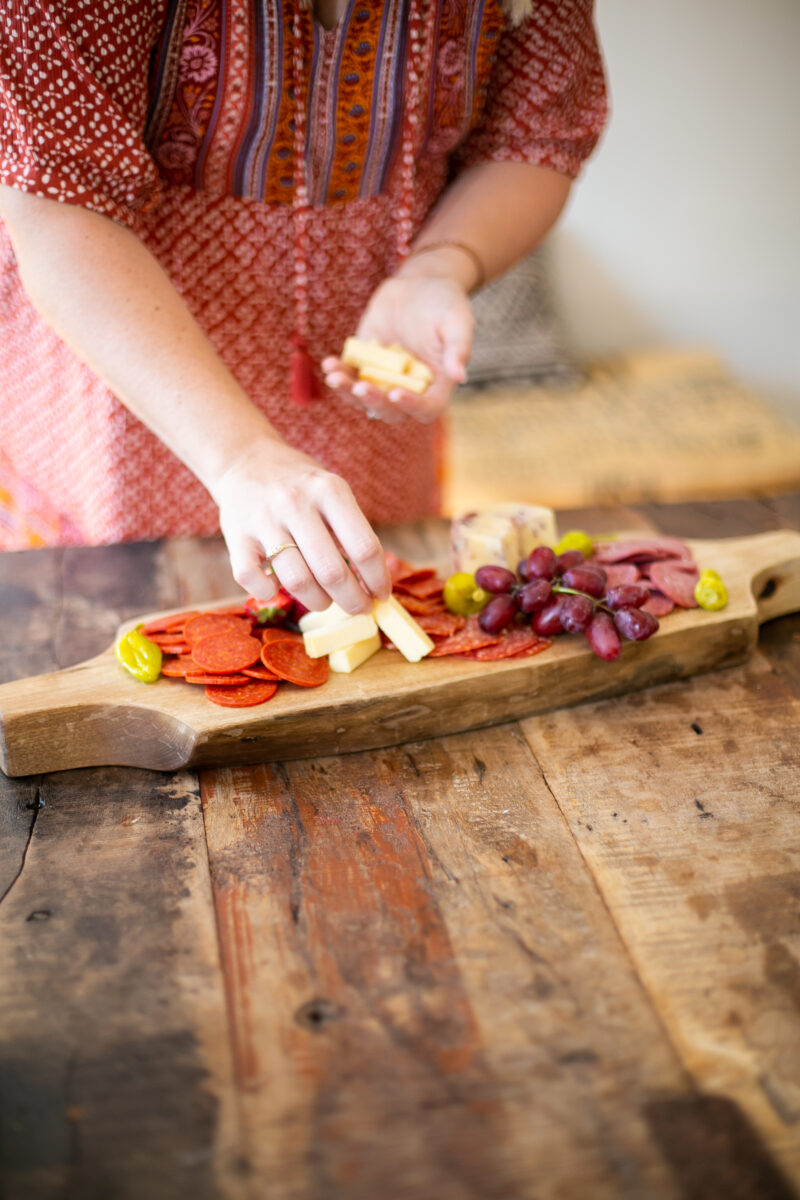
[554,529,594,558]
[443,572,490,616]
[115,624,163,683]
[694,569,728,611]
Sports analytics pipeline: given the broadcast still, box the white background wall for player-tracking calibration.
[551,0,800,416]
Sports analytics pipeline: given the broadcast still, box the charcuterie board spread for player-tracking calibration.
[1,511,799,777]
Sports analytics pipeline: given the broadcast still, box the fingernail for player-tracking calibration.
[353,383,368,397]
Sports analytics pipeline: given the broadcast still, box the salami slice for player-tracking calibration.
[600,563,641,588]
[648,561,699,608]
[261,639,329,686]
[428,617,502,657]
[397,593,447,616]
[415,612,466,639]
[184,613,253,644]
[641,590,675,617]
[190,632,262,672]
[205,679,278,707]
[594,537,692,564]
[469,629,544,660]
[394,574,443,599]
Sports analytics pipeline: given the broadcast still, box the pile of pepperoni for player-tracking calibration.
[142,606,327,708]
[386,554,552,661]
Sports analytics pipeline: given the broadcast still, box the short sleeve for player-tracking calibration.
[0,1,165,229]
[456,0,608,179]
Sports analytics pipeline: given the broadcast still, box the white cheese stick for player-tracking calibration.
[302,613,378,659]
[328,630,382,673]
[372,595,434,663]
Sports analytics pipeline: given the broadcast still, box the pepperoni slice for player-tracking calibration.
[142,610,200,636]
[184,613,253,645]
[190,632,262,673]
[149,632,191,647]
[261,627,302,645]
[184,672,250,685]
[242,664,279,681]
[261,639,329,687]
[160,655,196,678]
[648,561,699,608]
[205,679,278,707]
[394,574,443,600]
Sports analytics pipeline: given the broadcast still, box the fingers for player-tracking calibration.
[253,477,390,613]
[322,355,406,425]
[226,535,281,606]
[440,303,474,384]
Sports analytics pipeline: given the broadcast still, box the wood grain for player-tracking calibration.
[0,541,243,1200]
[2,531,799,777]
[201,732,686,1200]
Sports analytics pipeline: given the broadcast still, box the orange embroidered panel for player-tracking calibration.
[147,0,506,206]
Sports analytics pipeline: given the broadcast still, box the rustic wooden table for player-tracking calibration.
[1,495,799,1200]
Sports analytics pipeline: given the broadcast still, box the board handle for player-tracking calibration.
[747,529,800,624]
[0,660,197,777]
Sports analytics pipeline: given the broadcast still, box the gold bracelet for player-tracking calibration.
[407,240,486,293]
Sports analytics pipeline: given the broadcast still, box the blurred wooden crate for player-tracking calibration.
[443,349,800,515]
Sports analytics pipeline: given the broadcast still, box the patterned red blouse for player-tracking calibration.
[0,0,606,550]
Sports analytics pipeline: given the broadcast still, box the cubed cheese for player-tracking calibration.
[298,602,350,633]
[302,613,378,659]
[372,595,434,662]
[328,630,382,673]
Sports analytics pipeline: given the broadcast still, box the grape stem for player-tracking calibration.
[552,584,612,615]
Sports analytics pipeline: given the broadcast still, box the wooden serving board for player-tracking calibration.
[1,531,799,778]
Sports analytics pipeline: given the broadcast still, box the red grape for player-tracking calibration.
[555,549,585,574]
[532,596,565,636]
[478,594,518,634]
[475,564,517,594]
[525,546,557,581]
[517,578,553,613]
[604,583,651,611]
[612,606,659,641]
[562,564,607,598]
[584,610,621,661]
[560,593,595,633]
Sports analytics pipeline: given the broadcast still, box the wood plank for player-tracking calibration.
[199,724,789,1197]
[4,530,800,776]
[0,541,244,1200]
[519,652,800,1190]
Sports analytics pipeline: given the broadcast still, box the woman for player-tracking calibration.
[0,0,606,615]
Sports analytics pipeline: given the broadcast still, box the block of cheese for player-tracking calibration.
[372,595,434,663]
[340,337,433,395]
[328,630,382,673]
[298,602,350,634]
[359,366,428,395]
[342,337,411,375]
[450,504,558,576]
[302,613,378,659]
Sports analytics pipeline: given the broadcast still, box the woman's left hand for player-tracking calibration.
[322,268,474,424]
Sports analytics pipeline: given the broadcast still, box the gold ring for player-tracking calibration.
[264,542,298,566]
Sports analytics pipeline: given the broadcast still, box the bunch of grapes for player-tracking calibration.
[474,548,659,662]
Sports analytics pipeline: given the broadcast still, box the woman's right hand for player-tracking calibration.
[211,439,392,614]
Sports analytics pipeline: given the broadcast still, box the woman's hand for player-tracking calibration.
[212,439,392,612]
[322,258,475,424]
